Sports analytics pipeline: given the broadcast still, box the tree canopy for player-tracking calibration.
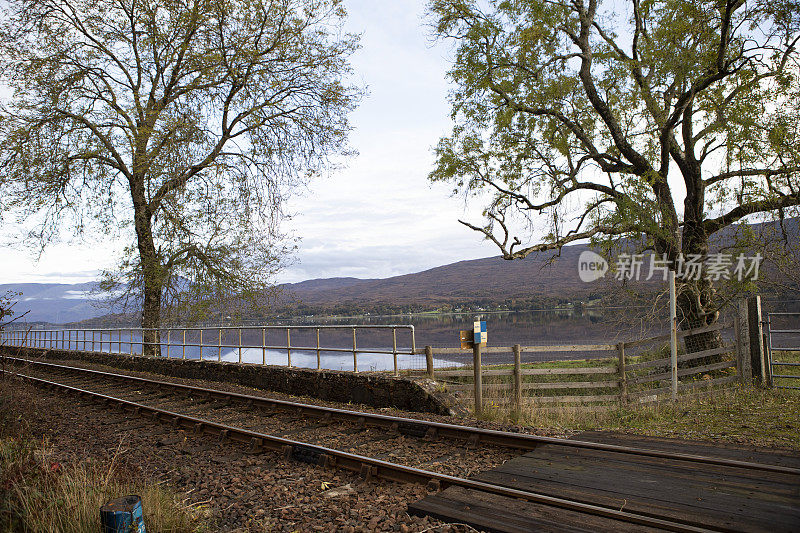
[428,0,800,337]
[0,0,361,346]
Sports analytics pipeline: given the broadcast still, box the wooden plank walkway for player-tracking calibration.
[409,432,800,532]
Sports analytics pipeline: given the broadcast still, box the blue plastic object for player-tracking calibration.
[100,495,146,533]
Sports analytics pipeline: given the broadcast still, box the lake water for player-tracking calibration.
[33,301,799,371]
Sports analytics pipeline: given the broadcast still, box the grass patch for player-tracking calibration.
[481,384,800,449]
[0,381,209,532]
[435,349,798,449]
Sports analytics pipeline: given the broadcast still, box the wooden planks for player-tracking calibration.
[409,431,800,533]
[410,486,662,533]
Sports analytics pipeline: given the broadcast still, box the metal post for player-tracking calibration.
[669,270,678,401]
[352,327,357,373]
[473,343,483,416]
[425,345,434,378]
[513,344,522,412]
[392,328,398,376]
[118,329,122,354]
[199,329,203,361]
[167,330,171,358]
[287,328,292,367]
[83,330,86,351]
[316,328,321,370]
[763,319,773,388]
[130,329,134,356]
[238,328,242,363]
[262,327,266,365]
[218,328,222,361]
[182,330,186,360]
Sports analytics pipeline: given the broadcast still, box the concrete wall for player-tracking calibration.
[1,346,460,415]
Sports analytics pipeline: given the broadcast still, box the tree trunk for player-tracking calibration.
[676,219,724,365]
[132,175,163,357]
[141,271,162,357]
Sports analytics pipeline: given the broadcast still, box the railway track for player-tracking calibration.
[3,356,798,532]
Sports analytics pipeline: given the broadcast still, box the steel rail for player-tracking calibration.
[3,369,718,533]
[5,356,800,477]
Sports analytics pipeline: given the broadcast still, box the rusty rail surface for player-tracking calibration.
[2,367,722,533]
[4,356,797,477]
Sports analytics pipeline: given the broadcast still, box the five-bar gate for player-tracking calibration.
[765,312,800,390]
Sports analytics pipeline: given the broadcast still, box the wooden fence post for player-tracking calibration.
[617,342,627,404]
[747,295,766,385]
[425,345,434,379]
[737,299,753,382]
[513,344,522,412]
[473,343,483,416]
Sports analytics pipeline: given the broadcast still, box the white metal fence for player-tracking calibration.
[0,325,417,374]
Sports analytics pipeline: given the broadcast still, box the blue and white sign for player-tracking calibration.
[473,320,487,345]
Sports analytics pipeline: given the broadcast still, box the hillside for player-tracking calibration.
[3,218,797,323]
[277,245,606,314]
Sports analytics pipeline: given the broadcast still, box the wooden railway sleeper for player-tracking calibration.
[359,464,378,481]
[247,437,263,454]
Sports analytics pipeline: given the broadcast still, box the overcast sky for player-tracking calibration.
[0,0,505,286]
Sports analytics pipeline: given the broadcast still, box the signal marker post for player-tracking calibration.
[470,321,487,416]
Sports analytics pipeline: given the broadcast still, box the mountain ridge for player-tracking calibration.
[3,218,797,323]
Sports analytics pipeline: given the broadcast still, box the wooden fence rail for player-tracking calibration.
[416,320,744,413]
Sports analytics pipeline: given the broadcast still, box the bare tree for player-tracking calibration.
[0,0,361,353]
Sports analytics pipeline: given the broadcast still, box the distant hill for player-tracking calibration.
[3,218,797,323]
[0,282,102,324]
[277,245,604,314]
[274,217,799,315]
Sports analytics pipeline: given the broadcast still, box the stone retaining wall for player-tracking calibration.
[0,346,459,415]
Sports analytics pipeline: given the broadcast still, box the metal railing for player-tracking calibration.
[765,312,800,390]
[0,324,416,375]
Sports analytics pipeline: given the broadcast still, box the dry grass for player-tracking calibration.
[478,383,800,450]
[0,379,209,533]
[459,352,800,449]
